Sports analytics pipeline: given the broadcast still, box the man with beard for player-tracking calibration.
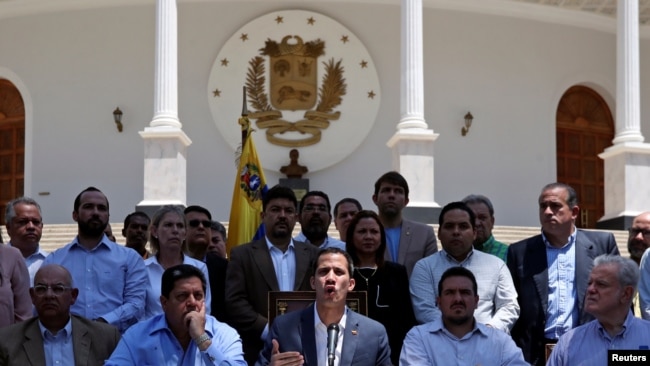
[0,264,121,366]
[372,171,437,277]
[122,211,151,259]
[627,212,650,317]
[226,185,319,365]
[507,183,619,365]
[401,267,527,365]
[256,248,392,366]
[294,191,345,251]
[462,194,508,262]
[410,202,519,330]
[5,196,48,284]
[43,187,148,333]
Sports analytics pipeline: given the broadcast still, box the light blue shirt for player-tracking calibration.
[543,229,578,339]
[385,227,401,262]
[8,242,48,285]
[293,232,346,251]
[39,317,74,366]
[43,235,148,333]
[266,237,296,292]
[637,247,650,320]
[548,312,650,366]
[106,313,246,366]
[144,254,212,319]
[409,249,519,331]
[399,318,528,365]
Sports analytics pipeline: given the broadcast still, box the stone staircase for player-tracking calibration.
[37,223,630,257]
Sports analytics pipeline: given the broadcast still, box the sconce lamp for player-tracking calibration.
[113,107,123,132]
[461,111,473,136]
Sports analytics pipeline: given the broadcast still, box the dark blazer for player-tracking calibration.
[225,238,319,365]
[0,315,120,366]
[206,252,228,323]
[255,303,392,366]
[507,229,619,366]
[383,219,438,277]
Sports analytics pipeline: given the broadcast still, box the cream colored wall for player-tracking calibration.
[0,2,646,226]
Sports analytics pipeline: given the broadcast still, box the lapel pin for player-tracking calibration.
[351,330,358,335]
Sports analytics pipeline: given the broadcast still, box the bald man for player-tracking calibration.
[0,264,120,366]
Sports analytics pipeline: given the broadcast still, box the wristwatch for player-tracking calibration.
[194,333,211,346]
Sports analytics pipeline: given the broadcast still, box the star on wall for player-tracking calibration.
[367,91,376,99]
[212,89,221,97]
[240,33,248,41]
[360,60,368,68]
[307,17,316,25]
[220,58,229,66]
[341,35,349,44]
[275,16,284,24]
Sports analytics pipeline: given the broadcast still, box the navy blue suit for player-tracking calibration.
[255,304,392,366]
[507,229,619,366]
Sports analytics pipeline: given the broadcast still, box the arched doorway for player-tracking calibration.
[0,79,25,225]
[556,85,614,228]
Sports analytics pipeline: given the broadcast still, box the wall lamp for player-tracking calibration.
[461,111,473,136]
[113,107,123,132]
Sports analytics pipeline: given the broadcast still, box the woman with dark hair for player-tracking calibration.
[144,205,211,318]
[346,210,416,365]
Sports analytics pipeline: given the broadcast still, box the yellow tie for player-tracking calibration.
[634,292,642,317]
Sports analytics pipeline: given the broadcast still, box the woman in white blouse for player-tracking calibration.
[144,205,211,318]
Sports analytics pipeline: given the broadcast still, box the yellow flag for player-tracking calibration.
[226,121,268,255]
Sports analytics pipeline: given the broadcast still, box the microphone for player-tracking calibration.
[327,323,340,366]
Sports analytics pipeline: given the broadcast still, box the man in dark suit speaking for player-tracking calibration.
[256,248,392,366]
[0,264,120,366]
[226,185,319,364]
[507,183,619,366]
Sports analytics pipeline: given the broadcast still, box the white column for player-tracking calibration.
[613,0,643,144]
[388,0,439,222]
[151,0,181,128]
[598,0,649,229]
[138,0,191,211]
[398,0,428,130]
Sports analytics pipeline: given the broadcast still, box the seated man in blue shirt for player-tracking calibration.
[548,254,650,366]
[107,264,246,366]
[401,266,527,365]
[0,264,121,365]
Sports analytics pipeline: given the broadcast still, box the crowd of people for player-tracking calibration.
[0,171,649,365]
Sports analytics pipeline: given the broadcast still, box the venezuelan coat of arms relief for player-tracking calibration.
[208,10,379,173]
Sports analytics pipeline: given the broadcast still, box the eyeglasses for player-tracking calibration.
[303,204,328,213]
[188,220,211,228]
[33,284,72,296]
[628,228,650,238]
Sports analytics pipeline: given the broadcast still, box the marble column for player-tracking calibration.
[388,0,439,224]
[137,0,191,214]
[598,0,649,229]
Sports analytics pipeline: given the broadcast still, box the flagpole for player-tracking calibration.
[240,86,249,146]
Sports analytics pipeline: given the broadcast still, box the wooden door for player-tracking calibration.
[556,85,614,228]
[0,79,25,225]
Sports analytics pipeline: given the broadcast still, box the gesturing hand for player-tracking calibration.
[269,339,304,366]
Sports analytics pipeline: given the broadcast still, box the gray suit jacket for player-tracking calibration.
[383,219,437,277]
[507,229,619,366]
[256,304,391,366]
[225,238,319,365]
[0,315,120,366]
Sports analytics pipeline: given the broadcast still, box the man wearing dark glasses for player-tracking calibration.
[0,264,120,365]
